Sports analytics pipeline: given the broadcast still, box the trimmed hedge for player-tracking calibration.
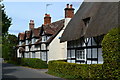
[102,27,120,79]
[20,58,48,69]
[6,58,48,69]
[48,60,103,79]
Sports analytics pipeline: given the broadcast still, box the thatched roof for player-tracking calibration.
[60,2,119,42]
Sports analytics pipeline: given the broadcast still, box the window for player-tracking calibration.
[67,50,71,58]
[76,50,85,60]
[41,44,46,50]
[41,52,47,61]
[26,40,28,45]
[92,48,97,58]
[42,36,47,42]
[32,38,36,44]
[71,50,75,58]
[87,49,91,58]
[67,50,75,58]
[32,52,35,58]
[82,17,90,27]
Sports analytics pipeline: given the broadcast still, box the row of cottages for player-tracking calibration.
[17,4,75,62]
[60,2,119,64]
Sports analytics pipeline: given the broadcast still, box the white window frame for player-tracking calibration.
[76,50,85,60]
[42,36,47,42]
[41,52,47,61]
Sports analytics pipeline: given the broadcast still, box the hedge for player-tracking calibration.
[48,60,103,79]
[102,27,120,79]
[6,58,48,69]
[20,58,48,69]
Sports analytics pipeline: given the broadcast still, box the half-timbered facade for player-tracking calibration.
[17,4,75,62]
[60,2,119,64]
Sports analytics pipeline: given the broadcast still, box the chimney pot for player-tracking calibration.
[44,14,51,25]
[66,4,69,8]
[70,4,72,8]
[65,4,75,18]
[29,20,34,30]
[30,20,34,23]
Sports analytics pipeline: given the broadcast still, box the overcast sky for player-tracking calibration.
[3,2,82,36]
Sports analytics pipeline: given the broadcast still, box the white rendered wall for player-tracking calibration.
[48,18,71,62]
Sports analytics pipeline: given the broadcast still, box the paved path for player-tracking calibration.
[2,63,65,80]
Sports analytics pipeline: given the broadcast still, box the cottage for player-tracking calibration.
[60,2,119,64]
[17,4,75,62]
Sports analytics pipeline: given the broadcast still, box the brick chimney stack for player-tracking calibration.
[29,20,34,30]
[64,4,75,18]
[44,13,51,25]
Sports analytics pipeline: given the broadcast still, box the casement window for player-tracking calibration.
[26,40,28,45]
[32,38,36,44]
[82,17,91,27]
[41,52,47,61]
[25,53,29,58]
[32,52,35,58]
[67,50,75,59]
[67,60,75,63]
[41,44,46,50]
[42,36,47,42]
[71,50,75,58]
[76,50,85,60]
[67,50,71,58]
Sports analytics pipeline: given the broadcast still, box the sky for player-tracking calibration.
[3,2,83,36]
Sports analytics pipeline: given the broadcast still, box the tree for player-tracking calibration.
[1,4,12,37]
[2,34,17,60]
[1,2,13,60]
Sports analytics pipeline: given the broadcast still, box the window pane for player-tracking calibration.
[98,48,103,64]
[67,60,71,63]
[67,50,70,58]
[71,60,75,63]
[87,49,91,58]
[32,52,35,58]
[87,60,91,64]
[92,61,97,64]
[76,50,85,60]
[92,37,97,46]
[92,48,97,58]
[71,50,75,58]
[41,52,47,61]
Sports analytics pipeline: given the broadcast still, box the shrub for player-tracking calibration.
[102,27,120,79]
[7,60,18,65]
[48,60,103,79]
[21,58,48,69]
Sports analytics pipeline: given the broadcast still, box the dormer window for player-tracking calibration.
[82,17,91,27]
[42,36,47,42]
[32,38,36,44]
[26,40,28,45]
